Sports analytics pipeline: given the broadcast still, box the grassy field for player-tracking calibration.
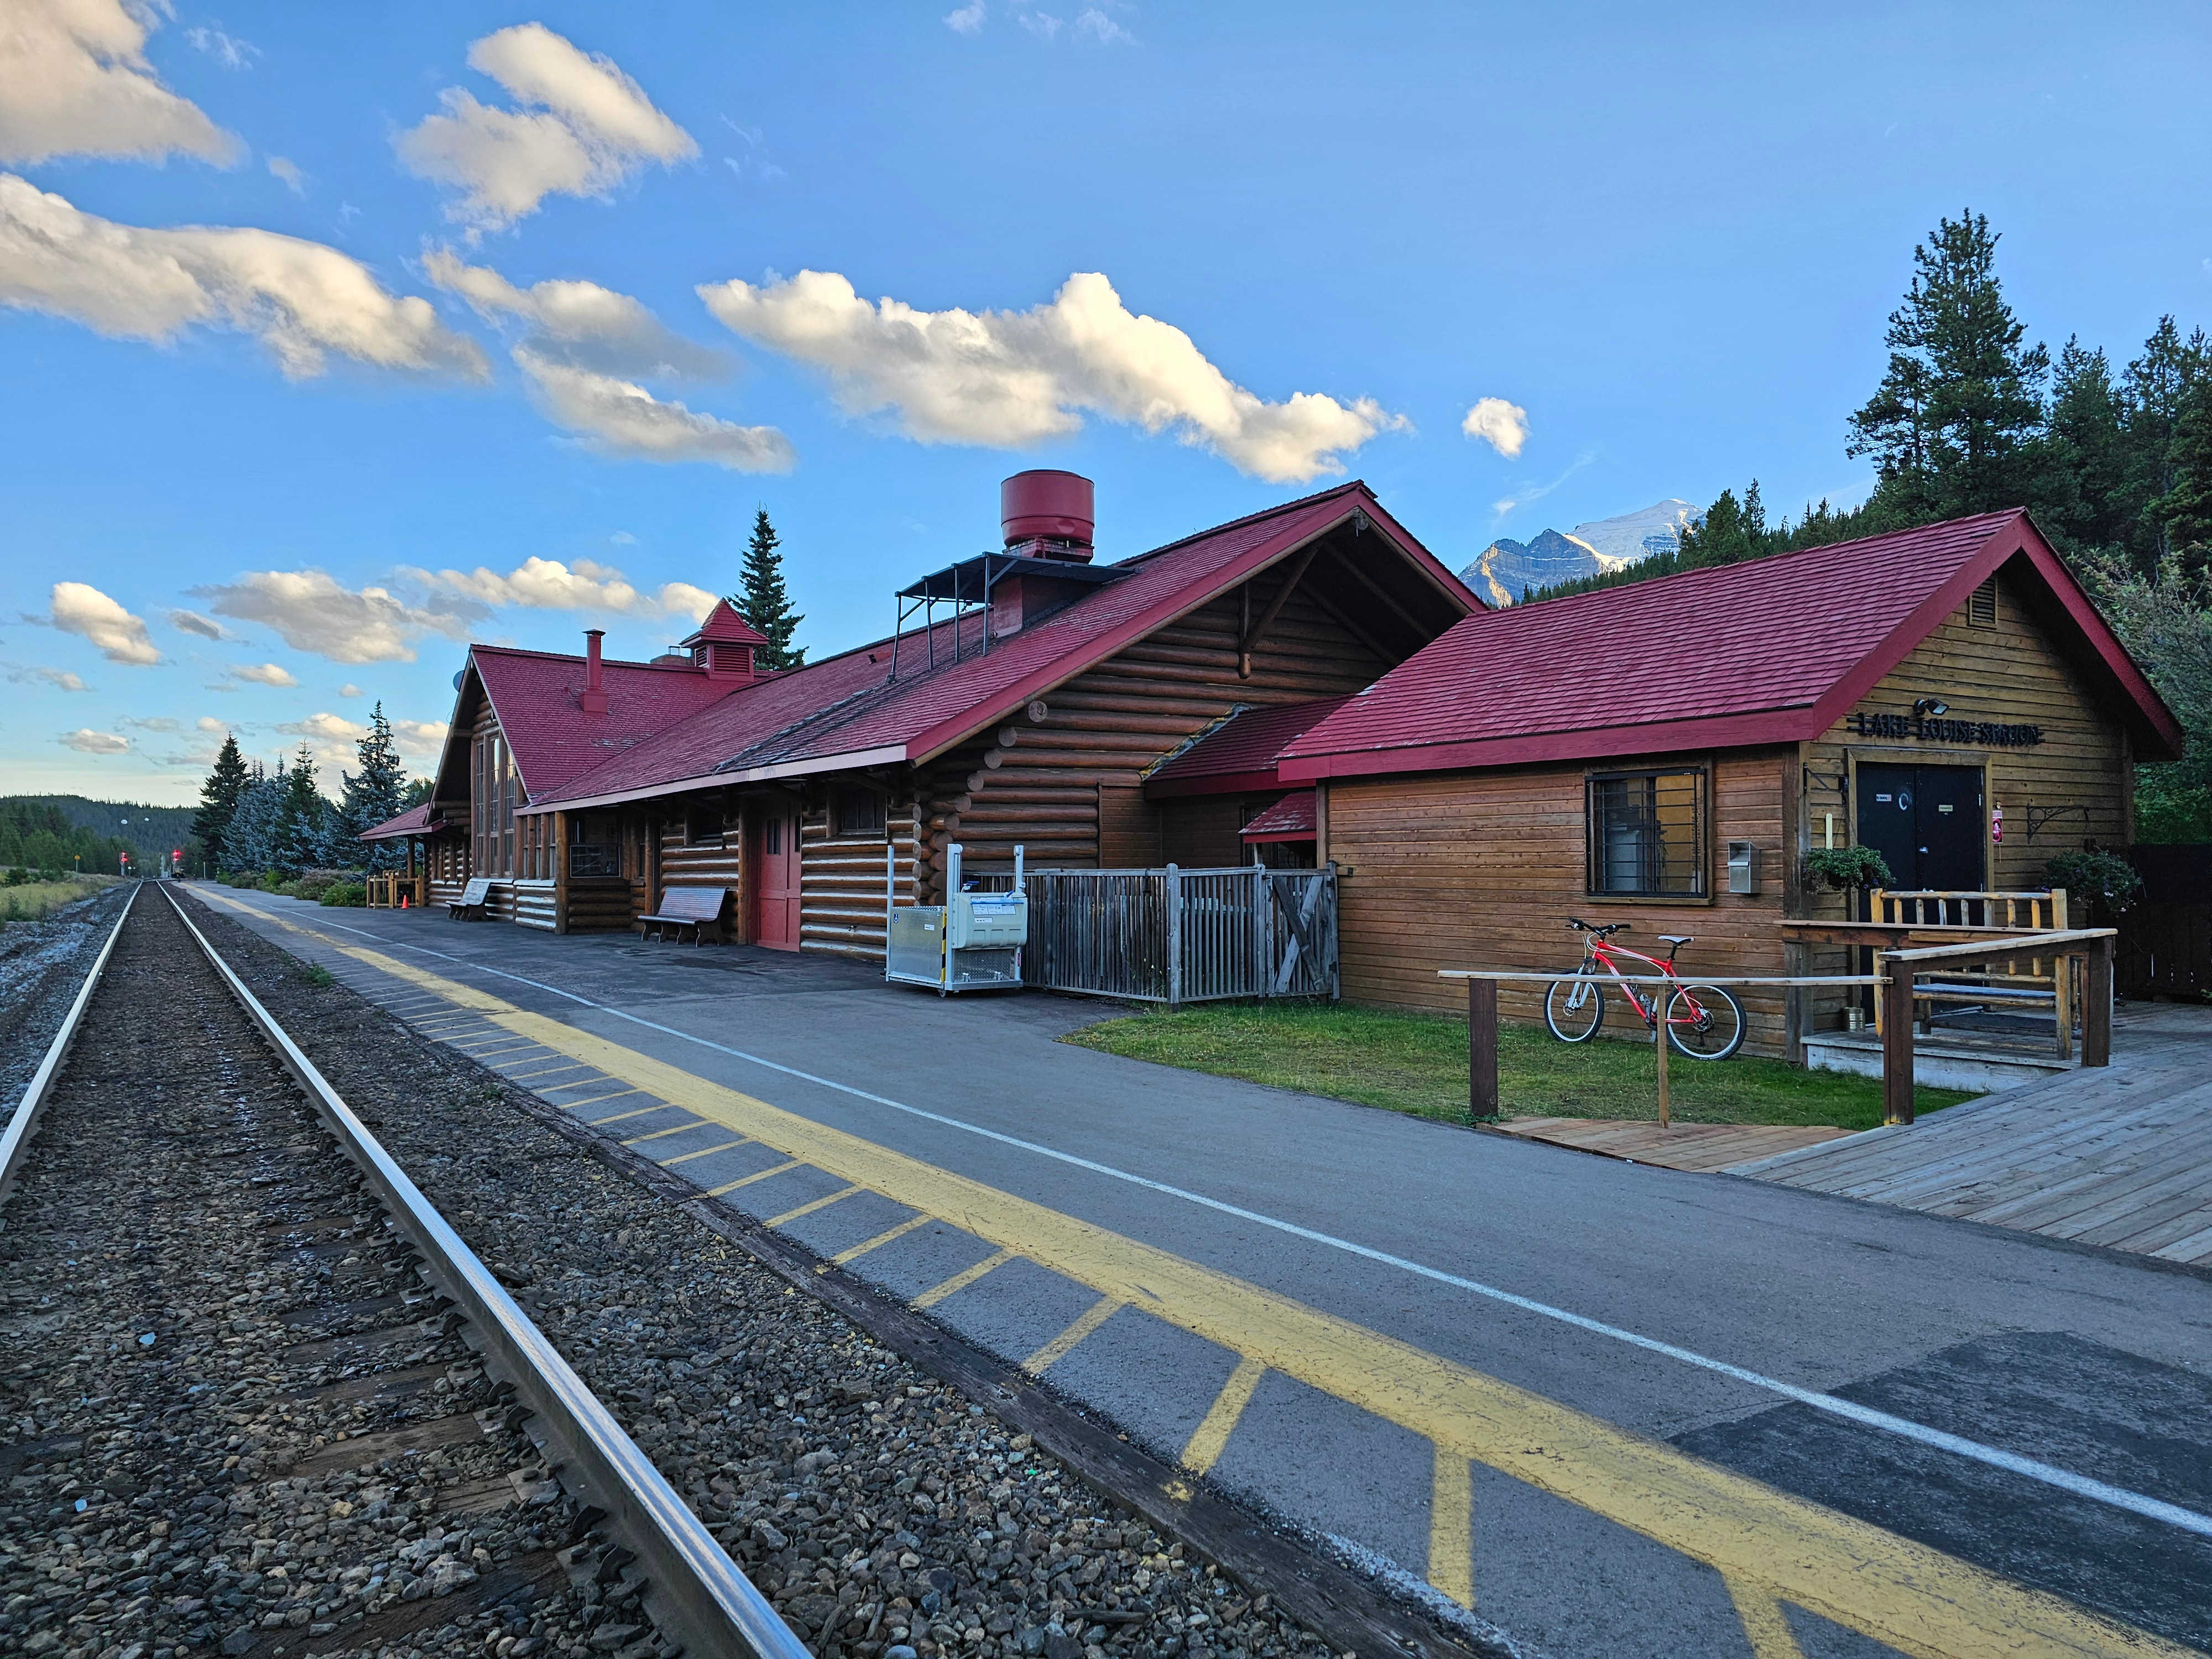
[1061,1001,1975,1132]
[0,873,122,925]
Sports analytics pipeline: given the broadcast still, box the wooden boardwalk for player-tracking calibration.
[1493,1117,1852,1172]
[1729,1003,2212,1267]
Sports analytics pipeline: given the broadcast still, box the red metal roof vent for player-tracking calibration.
[580,628,609,715]
[1001,470,1094,563]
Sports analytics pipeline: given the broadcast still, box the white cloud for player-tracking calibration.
[50,580,159,664]
[945,1,987,32]
[609,530,637,545]
[390,718,450,758]
[404,555,718,621]
[514,347,794,471]
[1462,396,1528,459]
[1020,12,1063,40]
[422,249,725,379]
[198,569,471,664]
[0,174,490,380]
[197,716,227,732]
[60,727,128,754]
[0,0,240,166]
[12,665,92,691]
[339,682,362,697]
[698,269,1405,484]
[184,26,258,70]
[120,714,180,732]
[168,607,227,639]
[267,155,305,194]
[396,23,696,233]
[1073,9,1133,44]
[226,661,299,687]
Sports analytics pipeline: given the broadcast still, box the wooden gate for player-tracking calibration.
[1022,864,1338,1006]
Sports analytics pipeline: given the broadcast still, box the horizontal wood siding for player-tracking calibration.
[511,878,557,931]
[562,877,635,932]
[657,808,744,941]
[802,808,918,961]
[1330,749,1793,1054]
[915,579,1393,897]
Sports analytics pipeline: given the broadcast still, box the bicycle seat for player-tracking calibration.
[1658,935,1693,946]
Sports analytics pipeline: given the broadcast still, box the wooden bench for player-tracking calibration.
[447,877,497,920]
[639,886,729,946]
[1871,888,2074,1056]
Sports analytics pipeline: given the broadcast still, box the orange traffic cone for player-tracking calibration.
[401,894,409,909]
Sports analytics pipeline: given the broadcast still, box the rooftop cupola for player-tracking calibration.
[678,599,768,681]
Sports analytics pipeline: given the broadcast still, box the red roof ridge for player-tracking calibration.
[1114,479,1372,568]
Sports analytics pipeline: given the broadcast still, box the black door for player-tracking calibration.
[1856,763,1985,891]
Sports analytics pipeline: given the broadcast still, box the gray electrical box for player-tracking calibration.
[1726,841,1762,895]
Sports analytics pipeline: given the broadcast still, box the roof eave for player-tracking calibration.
[515,743,911,815]
[1280,708,1816,782]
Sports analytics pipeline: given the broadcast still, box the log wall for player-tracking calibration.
[800,804,919,961]
[657,802,745,943]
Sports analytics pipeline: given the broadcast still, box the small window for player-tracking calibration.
[833,785,887,839]
[1969,576,1997,627]
[686,799,724,847]
[1586,769,1708,898]
[763,814,782,855]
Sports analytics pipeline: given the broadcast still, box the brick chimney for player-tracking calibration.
[580,629,608,714]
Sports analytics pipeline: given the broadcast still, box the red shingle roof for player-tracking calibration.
[1144,697,1353,797]
[517,482,1474,813]
[470,647,732,802]
[358,802,433,841]
[1280,509,2184,780]
[1239,790,1317,841]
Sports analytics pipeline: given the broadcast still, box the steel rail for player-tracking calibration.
[1,880,139,1211]
[157,884,808,1659]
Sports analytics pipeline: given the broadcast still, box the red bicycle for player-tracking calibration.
[1544,918,1746,1060]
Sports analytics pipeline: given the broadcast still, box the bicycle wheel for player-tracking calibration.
[1545,968,1606,1042]
[1665,983,1746,1060]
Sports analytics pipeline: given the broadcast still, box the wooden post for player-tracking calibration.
[2083,937,2113,1067]
[1880,957,1916,1126]
[552,810,569,935]
[1654,997,1671,1129]
[1468,979,1498,1124]
[1164,863,1182,1010]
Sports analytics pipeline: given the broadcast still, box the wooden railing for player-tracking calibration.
[1440,926,2116,1133]
[366,873,429,909]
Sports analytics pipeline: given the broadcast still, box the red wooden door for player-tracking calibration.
[754,807,801,950]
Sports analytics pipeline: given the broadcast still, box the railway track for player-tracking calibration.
[1,884,807,1659]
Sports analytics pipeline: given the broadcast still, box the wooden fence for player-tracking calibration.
[1023,864,1338,1006]
[2119,845,2210,999]
[1442,926,2115,1130]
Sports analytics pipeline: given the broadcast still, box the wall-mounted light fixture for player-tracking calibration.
[1913,697,1950,717]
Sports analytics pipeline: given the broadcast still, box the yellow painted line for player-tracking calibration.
[660,1139,752,1167]
[1429,1448,1474,1610]
[706,1159,803,1198]
[832,1214,933,1265]
[622,1120,710,1146]
[1022,1296,1124,1376]
[589,1100,682,1127]
[1725,1573,1809,1659]
[205,909,2195,1659]
[765,1185,864,1228]
[1182,1356,1265,1476]
[552,1088,646,1112]
[914,1248,1015,1310]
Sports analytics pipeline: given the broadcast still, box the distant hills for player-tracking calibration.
[1459,499,1703,607]
[2,796,199,873]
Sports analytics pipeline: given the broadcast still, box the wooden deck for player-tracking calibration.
[1492,1117,1853,1172]
[1729,1003,2212,1267]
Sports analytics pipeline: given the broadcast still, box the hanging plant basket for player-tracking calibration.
[1805,845,1893,891]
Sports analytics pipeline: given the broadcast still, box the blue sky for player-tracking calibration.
[4,0,2207,804]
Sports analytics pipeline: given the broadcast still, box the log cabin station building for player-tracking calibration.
[364,480,2182,1066]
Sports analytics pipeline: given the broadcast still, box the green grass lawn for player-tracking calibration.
[1,873,121,925]
[1061,1001,1975,1132]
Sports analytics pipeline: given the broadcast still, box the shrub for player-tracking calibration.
[1804,846,1893,890]
[2045,848,2144,919]
[319,881,368,907]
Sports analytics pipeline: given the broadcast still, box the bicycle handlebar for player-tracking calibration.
[1566,916,1631,937]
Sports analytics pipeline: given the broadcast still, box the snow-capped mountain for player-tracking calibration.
[1458,499,1702,606]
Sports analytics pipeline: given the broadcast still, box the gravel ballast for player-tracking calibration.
[167,891,1357,1659]
[1,891,640,1659]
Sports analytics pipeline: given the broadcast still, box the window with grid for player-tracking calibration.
[1585,769,1708,897]
[833,785,887,839]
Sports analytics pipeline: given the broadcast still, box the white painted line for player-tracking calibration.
[238,898,2212,1540]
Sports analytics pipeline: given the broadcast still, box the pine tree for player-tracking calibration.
[1676,484,1769,568]
[221,762,279,874]
[2154,380,2212,586]
[325,705,409,870]
[733,507,805,671]
[276,744,326,874]
[1849,211,2049,519]
[2124,317,2212,571]
[193,733,251,873]
[2032,337,2130,555]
